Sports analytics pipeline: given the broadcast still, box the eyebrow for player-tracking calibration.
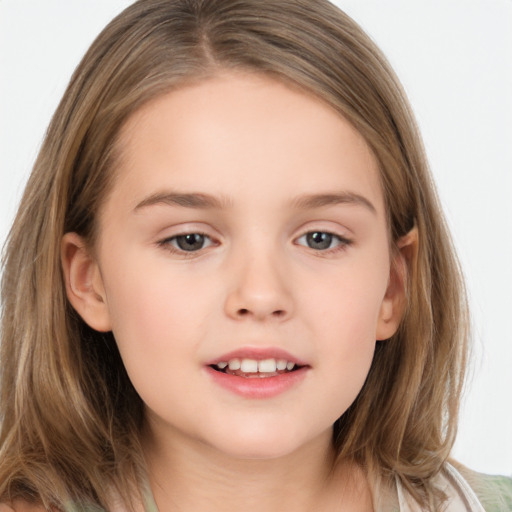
[134,190,376,214]
[134,191,233,211]
[290,192,377,214]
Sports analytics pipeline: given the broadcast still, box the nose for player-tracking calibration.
[224,249,294,322]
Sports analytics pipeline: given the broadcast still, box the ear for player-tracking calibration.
[61,232,112,332]
[376,226,418,341]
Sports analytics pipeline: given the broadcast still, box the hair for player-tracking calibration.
[0,0,469,509]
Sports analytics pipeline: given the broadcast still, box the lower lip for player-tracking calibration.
[205,366,309,399]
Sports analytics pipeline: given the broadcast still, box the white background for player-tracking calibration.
[0,1,511,476]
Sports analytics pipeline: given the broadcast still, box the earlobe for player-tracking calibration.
[61,232,112,332]
[376,227,418,341]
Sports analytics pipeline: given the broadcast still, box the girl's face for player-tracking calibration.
[65,73,406,460]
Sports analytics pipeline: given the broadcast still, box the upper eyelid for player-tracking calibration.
[158,229,349,241]
[159,232,216,245]
[156,224,219,241]
[157,233,217,257]
[162,230,211,239]
[294,225,352,240]
[293,217,352,233]
[294,231,352,246]
[154,219,353,242]
[296,230,350,239]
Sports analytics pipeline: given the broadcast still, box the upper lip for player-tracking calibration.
[205,347,309,367]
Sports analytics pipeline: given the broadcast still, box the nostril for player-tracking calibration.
[234,308,288,319]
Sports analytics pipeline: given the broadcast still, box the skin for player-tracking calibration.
[62,72,412,511]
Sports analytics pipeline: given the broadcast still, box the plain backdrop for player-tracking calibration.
[0,1,511,476]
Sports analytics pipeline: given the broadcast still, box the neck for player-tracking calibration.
[141,421,373,512]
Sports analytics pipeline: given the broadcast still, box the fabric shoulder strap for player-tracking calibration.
[396,463,485,512]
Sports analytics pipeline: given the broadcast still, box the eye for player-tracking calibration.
[296,231,349,251]
[161,233,214,252]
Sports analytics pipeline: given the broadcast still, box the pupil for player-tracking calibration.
[177,234,204,251]
[307,232,332,250]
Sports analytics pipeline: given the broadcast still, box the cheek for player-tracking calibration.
[318,285,379,380]
[99,254,218,387]
[103,249,213,337]
[302,255,389,342]
[298,257,389,407]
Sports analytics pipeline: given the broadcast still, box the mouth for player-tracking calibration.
[205,348,310,398]
[209,357,306,379]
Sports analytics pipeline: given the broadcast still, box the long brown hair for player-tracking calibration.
[0,0,469,509]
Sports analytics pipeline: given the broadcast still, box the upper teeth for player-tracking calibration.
[216,358,296,373]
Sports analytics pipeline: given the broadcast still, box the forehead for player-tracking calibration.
[108,72,384,215]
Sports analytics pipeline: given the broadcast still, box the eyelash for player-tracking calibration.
[295,231,352,254]
[157,232,216,257]
[157,230,352,257]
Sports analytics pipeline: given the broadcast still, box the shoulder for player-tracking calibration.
[450,462,512,511]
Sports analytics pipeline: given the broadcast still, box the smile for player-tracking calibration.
[211,357,300,378]
[205,348,310,398]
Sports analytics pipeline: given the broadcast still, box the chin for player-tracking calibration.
[209,424,324,461]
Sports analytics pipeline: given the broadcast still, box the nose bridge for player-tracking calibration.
[224,234,293,321]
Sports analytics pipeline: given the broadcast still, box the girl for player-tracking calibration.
[0,1,510,511]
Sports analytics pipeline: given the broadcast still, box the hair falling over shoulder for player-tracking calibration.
[0,0,469,510]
